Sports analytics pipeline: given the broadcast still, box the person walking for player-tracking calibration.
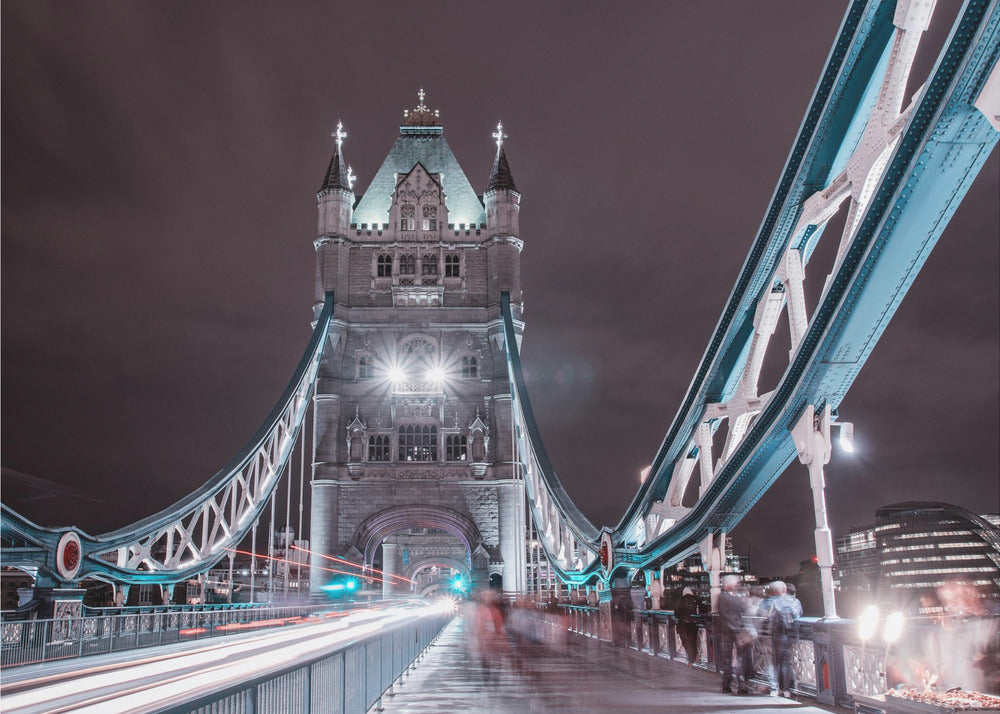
[674,587,701,666]
[717,575,755,693]
[762,580,803,697]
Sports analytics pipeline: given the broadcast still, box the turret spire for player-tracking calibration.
[487,121,518,193]
[319,119,352,192]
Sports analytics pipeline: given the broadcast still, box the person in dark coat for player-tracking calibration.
[717,575,754,693]
[674,587,701,666]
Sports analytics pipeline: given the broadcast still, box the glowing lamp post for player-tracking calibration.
[791,404,856,618]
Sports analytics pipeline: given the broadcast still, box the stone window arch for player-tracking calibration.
[399,425,438,461]
[376,254,392,278]
[399,254,416,275]
[400,204,415,231]
[368,434,390,462]
[421,253,438,276]
[446,434,468,461]
[357,354,375,380]
[461,355,478,379]
[422,205,437,231]
[445,253,460,278]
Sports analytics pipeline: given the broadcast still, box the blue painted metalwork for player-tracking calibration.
[1,292,336,587]
[500,0,999,580]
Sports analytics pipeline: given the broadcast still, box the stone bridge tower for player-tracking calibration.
[309,93,526,597]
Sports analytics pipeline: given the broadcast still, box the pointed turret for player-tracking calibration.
[484,122,521,239]
[487,146,518,193]
[484,122,522,306]
[314,121,356,313]
[317,120,355,237]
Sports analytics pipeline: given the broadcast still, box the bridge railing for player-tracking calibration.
[175,610,453,714]
[0,602,344,669]
[556,605,1000,708]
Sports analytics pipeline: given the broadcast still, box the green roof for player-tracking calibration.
[352,128,486,228]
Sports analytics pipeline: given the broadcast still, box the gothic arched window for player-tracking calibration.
[446,434,468,461]
[445,254,460,278]
[421,255,438,276]
[399,254,416,275]
[422,205,437,231]
[368,434,390,462]
[461,355,478,379]
[398,425,438,461]
[400,204,415,231]
[377,254,392,278]
[358,354,374,380]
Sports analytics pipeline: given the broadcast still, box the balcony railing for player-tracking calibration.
[556,605,1000,709]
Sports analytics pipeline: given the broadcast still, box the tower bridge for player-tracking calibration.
[2,0,998,710]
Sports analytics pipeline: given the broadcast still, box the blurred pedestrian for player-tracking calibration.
[675,587,700,666]
[717,575,755,694]
[762,580,802,697]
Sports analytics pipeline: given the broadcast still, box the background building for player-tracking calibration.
[836,501,1000,616]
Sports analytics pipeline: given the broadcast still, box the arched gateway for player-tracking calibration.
[309,95,528,596]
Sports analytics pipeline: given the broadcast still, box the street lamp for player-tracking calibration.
[858,605,880,641]
[837,421,855,453]
[426,365,447,384]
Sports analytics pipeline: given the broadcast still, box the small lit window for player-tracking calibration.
[461,355,478,379]
[377,254,392,278]
[398,425,437,461]
[400,204,415,231]
[446,434,468,461]
[358,355,374,379]
[422,206,437,231]
[445,254,460,278]
[399,254,416,275]
[368,435,390,462]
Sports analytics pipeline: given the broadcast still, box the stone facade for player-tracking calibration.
[309,97,527,596]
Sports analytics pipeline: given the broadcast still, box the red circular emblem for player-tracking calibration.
[55,532,83,580]
[62,540,81,571]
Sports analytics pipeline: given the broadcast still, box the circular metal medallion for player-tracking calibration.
[599,531,614,575]
[56,531,83,581]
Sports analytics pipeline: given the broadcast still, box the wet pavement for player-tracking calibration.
[379,615,839,713]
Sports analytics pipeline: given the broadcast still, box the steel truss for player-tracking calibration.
[501,0,1000,583]
[1,293,335,587]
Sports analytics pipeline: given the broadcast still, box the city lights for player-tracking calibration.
[883,611,905,643]
[386,365,405,385]
[858,605,880,641]
[426,365,447,384]
[838,421,855,453]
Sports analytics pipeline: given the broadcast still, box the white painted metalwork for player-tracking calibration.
[635,0,940,555]
[82,295,334,582]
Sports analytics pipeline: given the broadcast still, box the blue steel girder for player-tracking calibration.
[629,0,999,571]
[498,0,998,584]
[620,0,898,530]
[0,292,336,587]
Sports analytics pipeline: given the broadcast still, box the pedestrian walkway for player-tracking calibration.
[380,615,838,713]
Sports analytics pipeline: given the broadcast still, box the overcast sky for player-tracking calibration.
[3,1,997,576]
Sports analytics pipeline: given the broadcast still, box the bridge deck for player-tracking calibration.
[380,614,838,714]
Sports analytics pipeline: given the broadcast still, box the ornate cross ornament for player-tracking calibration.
[347,165,356,190]
[492,121,507,150]
[333,120,347,150]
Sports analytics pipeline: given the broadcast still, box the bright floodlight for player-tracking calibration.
[839,422,855,453]
[387,365,405,384]
[426,365,447,384]
[883,611,905,643]
[858,604,879,641]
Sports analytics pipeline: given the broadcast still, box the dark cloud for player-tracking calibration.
[3,1,997,576]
